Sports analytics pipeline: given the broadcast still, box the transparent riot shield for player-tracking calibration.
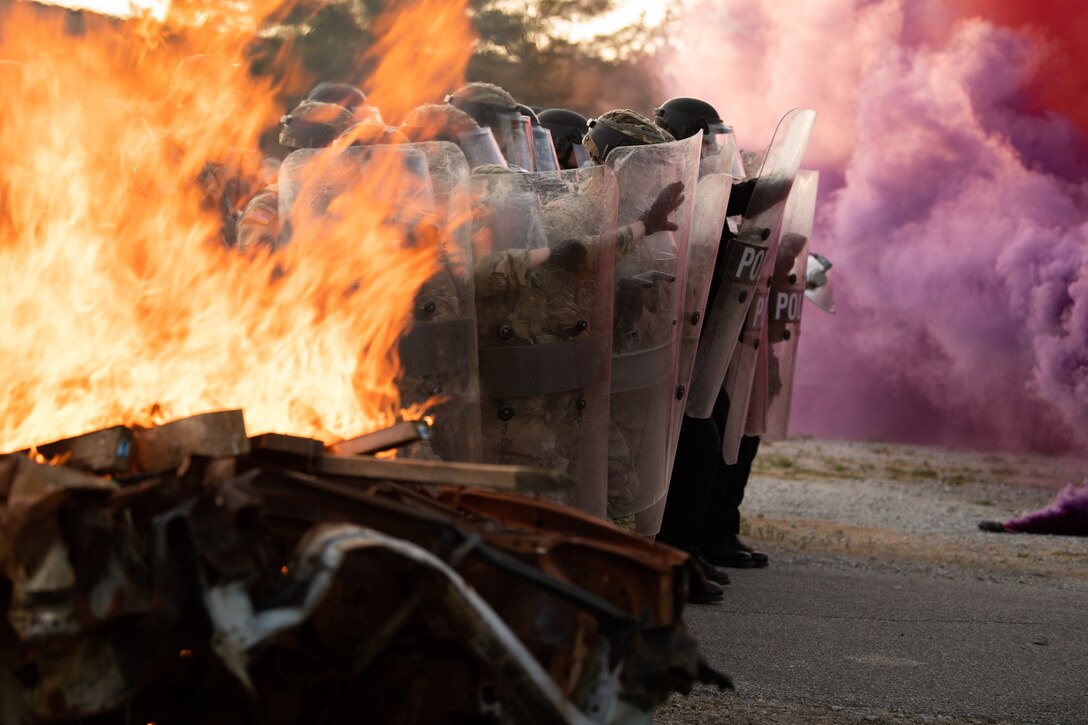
[399,142,482,462]
[686,108,816,420]
[277,144,482,462]
[720,166,819,462]
[470,165,619,517]
[748,170,819,442]
[605,134,701,535]
[531,126,562,173]
[664,169,732,475]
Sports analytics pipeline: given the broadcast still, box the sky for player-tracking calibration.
[663,0,1088,455]
[37,0,166,16]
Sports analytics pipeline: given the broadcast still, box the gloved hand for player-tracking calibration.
[641,181,686,235]
[546,239,588,272]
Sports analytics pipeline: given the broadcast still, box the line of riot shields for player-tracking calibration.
[274,108,819,536]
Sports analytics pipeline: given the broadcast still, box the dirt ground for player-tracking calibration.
[653,437,1088,724]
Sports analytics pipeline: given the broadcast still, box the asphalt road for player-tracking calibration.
[682,554,1088,724]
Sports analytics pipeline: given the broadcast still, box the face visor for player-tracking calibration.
[456,127,508,169]
[571,143,593,169]
[530,125,561,173]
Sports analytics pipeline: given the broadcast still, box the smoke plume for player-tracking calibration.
[665,0,1088,453]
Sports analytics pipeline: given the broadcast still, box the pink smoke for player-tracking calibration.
[664,0,1088,453]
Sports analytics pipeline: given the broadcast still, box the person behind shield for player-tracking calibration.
[539,108,592,170]
[236,99,358,251]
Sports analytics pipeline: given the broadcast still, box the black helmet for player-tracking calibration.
[539,108,590,169]
[583,109,673,165]
[305,82,382,122]
[653,97,727,140]
[516,103,541,127]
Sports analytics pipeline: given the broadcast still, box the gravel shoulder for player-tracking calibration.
[654,438,1088,724]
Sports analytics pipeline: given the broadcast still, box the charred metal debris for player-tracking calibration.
[0,411,730,724]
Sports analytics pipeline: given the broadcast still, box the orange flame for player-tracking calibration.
[0,0,476,452]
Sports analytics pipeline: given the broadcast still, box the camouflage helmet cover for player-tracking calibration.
[401,103,481,143]
[446,82,519,113]
[338,121,409,147]
[279,100,358,150]
[583,108,675,164]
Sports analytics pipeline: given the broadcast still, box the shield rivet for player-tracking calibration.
[788,274,798,285]
[576,398,587,410]
[423,300,437,314]
[498,406,514,421]
[691,311,701,325]
[782,330,791,341]
[577,320,588,331]
[498,325,514,340]
[675,386,686,400]
[739,290,748,303]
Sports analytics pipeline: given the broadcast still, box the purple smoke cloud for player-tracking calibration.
[665,1,1088,453]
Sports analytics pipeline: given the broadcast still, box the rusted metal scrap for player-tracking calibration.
[0,412,729,724]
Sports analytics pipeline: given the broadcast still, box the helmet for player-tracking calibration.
[338,122,408,147]
[805,253,835,314]
[401,103,479,142]
[516,104,541,127]
[446,83,533,170]
[583,109,674,164]
[306,82,382,122]
[446,82,519,117]
[539,108,591,170]
[279,101,359,150]
[654,97,736,160]
[401,103,507,169]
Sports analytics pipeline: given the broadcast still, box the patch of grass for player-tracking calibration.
[765,456,794,469]
[974,499,994,506]
[911,467,939,479]
[945,474,971,486]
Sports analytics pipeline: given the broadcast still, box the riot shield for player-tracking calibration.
[749,170,819,442]
[277,144,482,462]
[471,165,619,517]
[278,145,436,226]
[664,169,732,475]
[605,134,701,535]
[399,142,482,462]
[686,108,816,420]
[720,167,819,462]
[531,126,562,173]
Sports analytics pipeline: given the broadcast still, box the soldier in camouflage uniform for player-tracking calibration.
[472,171,600,473]
[400,104,508,169]
[446,83,535,170]
[582,109,692,529]
[236,100,358,251]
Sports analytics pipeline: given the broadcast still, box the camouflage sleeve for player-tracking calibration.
[614,220,647,257]
[473,249,533,299]
[236,186,280,250]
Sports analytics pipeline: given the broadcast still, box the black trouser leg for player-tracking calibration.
[657,414,721,551]
[702,391,761,544]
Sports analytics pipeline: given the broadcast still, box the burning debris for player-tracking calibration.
[0,0,826,719]
[0,411,728,724]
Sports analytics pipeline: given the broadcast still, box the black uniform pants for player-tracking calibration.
[658,391,761,550]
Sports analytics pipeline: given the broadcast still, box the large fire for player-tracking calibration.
[0,0,474,451]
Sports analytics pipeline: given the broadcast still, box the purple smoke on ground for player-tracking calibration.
[1003,481,1088,536]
